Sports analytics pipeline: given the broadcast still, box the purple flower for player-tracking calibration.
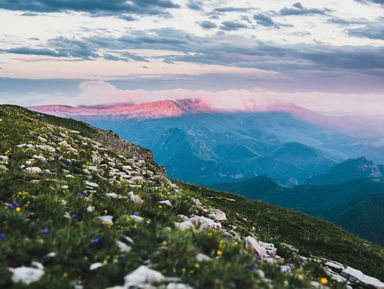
[0,233,7,239]
[91,236,101,244]
[255,254,261,260]
[41,228,49,234]
[77,192,86,198]
[222,232,230,238]
[7,201,20,209]
[133,211,140,216]
[248,264,256,271]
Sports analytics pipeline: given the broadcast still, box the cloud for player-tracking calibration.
[187,0,203,11]
[356,0,384,4]
[199,20,217,29]
[4,80,384,116]
[220,21,248,31]
[0,0,180,17]
[348,17,384,40]
[253,14,288,28]
[279,2,330,16]
[3,28,384,78]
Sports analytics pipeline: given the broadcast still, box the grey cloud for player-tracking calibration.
[220,21,248,31]
[0,0,180,17]
[2,47,59,57]
[356,0,384,4]
[280,2,330,16]
[188,0,203,11]
[348,17,384,40]
[3,28,384,80]
[199,20,217,29]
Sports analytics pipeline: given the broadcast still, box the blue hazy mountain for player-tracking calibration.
[79,110,384,186]
[307,157,384,185]
[82,112,351,185]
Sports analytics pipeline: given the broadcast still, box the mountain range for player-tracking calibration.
[32,99,384,186]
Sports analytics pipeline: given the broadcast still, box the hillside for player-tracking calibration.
[214,176,384,245]
[1,105,384,289]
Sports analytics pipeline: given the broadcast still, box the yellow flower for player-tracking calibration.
[194,263,200,269]
[217,250,223,256]
[15,207,21,213]
[320,278,328,285]
[158,204,163,209]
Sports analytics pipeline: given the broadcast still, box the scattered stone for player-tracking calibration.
[167,283,194,289]
[124,266,165,288]
[341,267,384,289]
[116,241,132,253]
[130,215,144,223]
[10,266,45,285]
[159,200,173,207]
[90,263,103,270]
[25,167,42,175]
[196,253,211,262]
[86,181,99,188]
[189,215,221,231]
[207,208,227,221]
[98,215,113,225]
[244,236,266,259]
[128,191,143,205]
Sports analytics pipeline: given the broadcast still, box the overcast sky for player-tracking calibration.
[0,0,383,114]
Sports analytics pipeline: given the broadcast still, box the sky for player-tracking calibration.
[0,0,384,115]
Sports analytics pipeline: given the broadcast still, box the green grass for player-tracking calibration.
[0,105,381,289]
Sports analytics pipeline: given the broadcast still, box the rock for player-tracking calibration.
[244,236,266,259]
[128,191,143,205]
[196,253,211,262]
[107,193,126,199]
[259,242,277,257]
[90,263,103,270]
[0,155,9,164]
[325,268,347,283]
[341,267,384,289]
[10,266,45,285]
[0,165,8,171]
[324,260,345,273]
[25,167,42,175]
[167,283,194,289]
[175,221,194,231]
[98,215,114,225]
[124,266,165,288]
[130,215,144,223]
[207,208,227,221]
[159,200,173,207]
[116,241,132,253]
[189,215,221,231]
[86,181,99,188]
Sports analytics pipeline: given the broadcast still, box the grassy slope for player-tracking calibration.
[183,183,384,279]
[213,176,384,245]
[0,105,383,289]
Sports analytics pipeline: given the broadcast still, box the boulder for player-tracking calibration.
[244,236,266,259]
[341,267,384,289]
[10,266,45,285]
[207,208,227,221]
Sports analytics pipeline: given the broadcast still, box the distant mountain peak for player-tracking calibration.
[31,98,212,119]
